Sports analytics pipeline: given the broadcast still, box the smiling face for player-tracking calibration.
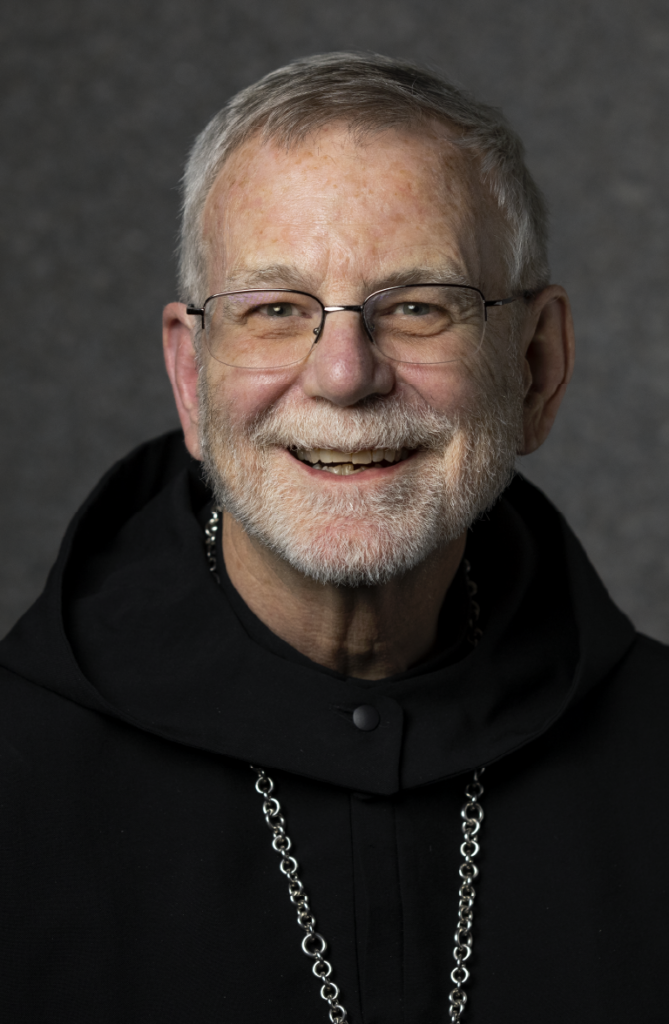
[194,124,525,585]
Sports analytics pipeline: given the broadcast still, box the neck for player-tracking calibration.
[221,513,467,680]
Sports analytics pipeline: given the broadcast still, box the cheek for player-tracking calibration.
[207,365,302,430]
[396,363,484,416]
[471,327,523,399]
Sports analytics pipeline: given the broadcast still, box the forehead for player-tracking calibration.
[201,124,498,291]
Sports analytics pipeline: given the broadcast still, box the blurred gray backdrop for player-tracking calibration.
[2,0,668,640]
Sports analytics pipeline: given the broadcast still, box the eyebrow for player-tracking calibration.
[364,264,469,291]
[226,264,319,291]
[222,260,471,296]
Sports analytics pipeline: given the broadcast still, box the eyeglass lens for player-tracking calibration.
[202,286,486,368]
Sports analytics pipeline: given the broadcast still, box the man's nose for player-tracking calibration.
[300,310,395,406]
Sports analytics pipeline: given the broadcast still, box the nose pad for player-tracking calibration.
[311,308,373,359]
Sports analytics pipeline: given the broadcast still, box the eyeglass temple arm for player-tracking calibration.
[483,291,534,320]
[186,304,205,328]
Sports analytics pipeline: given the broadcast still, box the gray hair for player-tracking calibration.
[179,52,549,304]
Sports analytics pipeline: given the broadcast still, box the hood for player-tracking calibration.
[0,431,636,795]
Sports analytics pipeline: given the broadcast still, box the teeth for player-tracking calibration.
[293,447,412,470]
[323,463,357,475]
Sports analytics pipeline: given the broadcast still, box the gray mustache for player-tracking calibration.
[246,397,459,453]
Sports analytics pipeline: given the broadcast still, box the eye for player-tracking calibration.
[399,302,431,316]
[261,303,297,318]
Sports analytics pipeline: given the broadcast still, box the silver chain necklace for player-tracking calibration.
[204,506,485,1023]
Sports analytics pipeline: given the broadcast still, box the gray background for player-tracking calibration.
[2,0,668,640]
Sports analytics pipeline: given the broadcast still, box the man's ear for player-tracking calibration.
[162,302,203,460]
[518,285,575,455]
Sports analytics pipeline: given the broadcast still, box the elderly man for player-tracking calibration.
[0,52,666,1023]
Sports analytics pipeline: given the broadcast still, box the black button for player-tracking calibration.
[352,704,380,731]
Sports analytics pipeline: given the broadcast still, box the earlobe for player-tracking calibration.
[519,286,575,455]
[162,302,203,460]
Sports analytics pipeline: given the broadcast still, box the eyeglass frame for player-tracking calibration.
[186,282,532,364]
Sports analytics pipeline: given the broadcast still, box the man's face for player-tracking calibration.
[196,125,524,585]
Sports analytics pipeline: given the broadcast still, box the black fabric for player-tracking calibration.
[0,431,666,1023]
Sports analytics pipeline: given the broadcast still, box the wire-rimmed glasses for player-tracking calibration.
[186,283,524,369]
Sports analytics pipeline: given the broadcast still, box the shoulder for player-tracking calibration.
[614,631,669,681]
[574,632,669,762]
[0,666,118,781]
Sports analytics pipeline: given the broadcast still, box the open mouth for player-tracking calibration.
[291,447,412,475]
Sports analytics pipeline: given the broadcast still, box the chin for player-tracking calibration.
[252,512,444,588]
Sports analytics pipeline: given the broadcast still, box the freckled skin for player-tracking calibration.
[205,129,491,299]
[201,128,501,437]
[163,125,575,678]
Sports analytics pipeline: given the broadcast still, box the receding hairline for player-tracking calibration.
[179,53,550,304]
[205,113,480,179]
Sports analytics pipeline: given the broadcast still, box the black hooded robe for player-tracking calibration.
[0,432,667,1023]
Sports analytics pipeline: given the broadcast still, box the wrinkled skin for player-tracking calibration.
[163,125,574,679]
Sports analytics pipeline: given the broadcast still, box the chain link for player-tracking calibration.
[449,768,485,1022]
[204,507,485,1023]
[204,506,221,583]
[251,766,350,1023]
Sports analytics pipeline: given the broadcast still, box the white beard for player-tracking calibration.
[199,367,524,588]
